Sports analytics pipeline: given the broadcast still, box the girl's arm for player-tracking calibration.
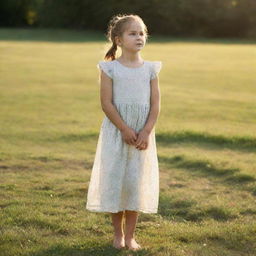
[142,76,161,134]
[99,70,129,132]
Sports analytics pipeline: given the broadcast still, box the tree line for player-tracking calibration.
[1,0,256,38]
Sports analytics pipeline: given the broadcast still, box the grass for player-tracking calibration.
[0,28,256,256]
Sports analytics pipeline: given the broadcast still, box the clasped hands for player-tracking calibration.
[121,126,150,150]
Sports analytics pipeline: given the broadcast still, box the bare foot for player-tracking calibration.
[113,235,125,249]
[125,237,142,251]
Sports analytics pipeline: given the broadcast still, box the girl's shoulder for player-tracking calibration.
[144,60,162,80]
[145,60,162,68]
[145,60,162,64]
[97,60,115,79]
[97,59,115,67]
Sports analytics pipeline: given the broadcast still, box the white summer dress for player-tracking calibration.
[86,59,162,214]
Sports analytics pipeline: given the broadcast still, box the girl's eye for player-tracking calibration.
[130,32,144,36]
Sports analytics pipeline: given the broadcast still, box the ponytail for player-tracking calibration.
[104,42,117,61]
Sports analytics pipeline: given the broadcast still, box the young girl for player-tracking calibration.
[86,13,162,251]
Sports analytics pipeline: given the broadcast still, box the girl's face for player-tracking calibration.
[117,20,146,53]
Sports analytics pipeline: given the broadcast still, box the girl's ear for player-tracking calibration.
[115,36,121,46]
[114,36,118,45]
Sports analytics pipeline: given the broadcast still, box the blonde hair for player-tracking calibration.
[104,14,148,61]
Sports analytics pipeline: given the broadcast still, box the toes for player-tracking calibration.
[113,239,125,249]
[126,244,142,251]
[113,244,125,249]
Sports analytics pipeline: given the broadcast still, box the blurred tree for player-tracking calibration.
[0,0,255,38]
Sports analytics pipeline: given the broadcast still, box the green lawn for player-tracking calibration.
[0,28,256,256]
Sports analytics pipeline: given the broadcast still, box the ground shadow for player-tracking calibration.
[158,192,238,223]
[159,154,256,196]
[29,242,151,256]
[156,130,256,153]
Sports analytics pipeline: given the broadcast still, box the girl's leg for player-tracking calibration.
[124,210,141,250]
[111,211,125,249]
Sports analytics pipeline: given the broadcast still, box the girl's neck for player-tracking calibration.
[117,53,143,64]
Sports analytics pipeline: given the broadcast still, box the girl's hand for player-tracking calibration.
[120,126,138,146]
[135,130,150,150]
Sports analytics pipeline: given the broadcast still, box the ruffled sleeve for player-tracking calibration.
[150,61,162,80]
[97,61,113,79]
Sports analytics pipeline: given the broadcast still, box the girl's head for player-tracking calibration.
[104,14,149,61]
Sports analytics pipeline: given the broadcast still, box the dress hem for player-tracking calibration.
[85,206,158,214]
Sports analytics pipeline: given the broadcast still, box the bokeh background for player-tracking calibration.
[1,1,256,256]
[1,0,256,38]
